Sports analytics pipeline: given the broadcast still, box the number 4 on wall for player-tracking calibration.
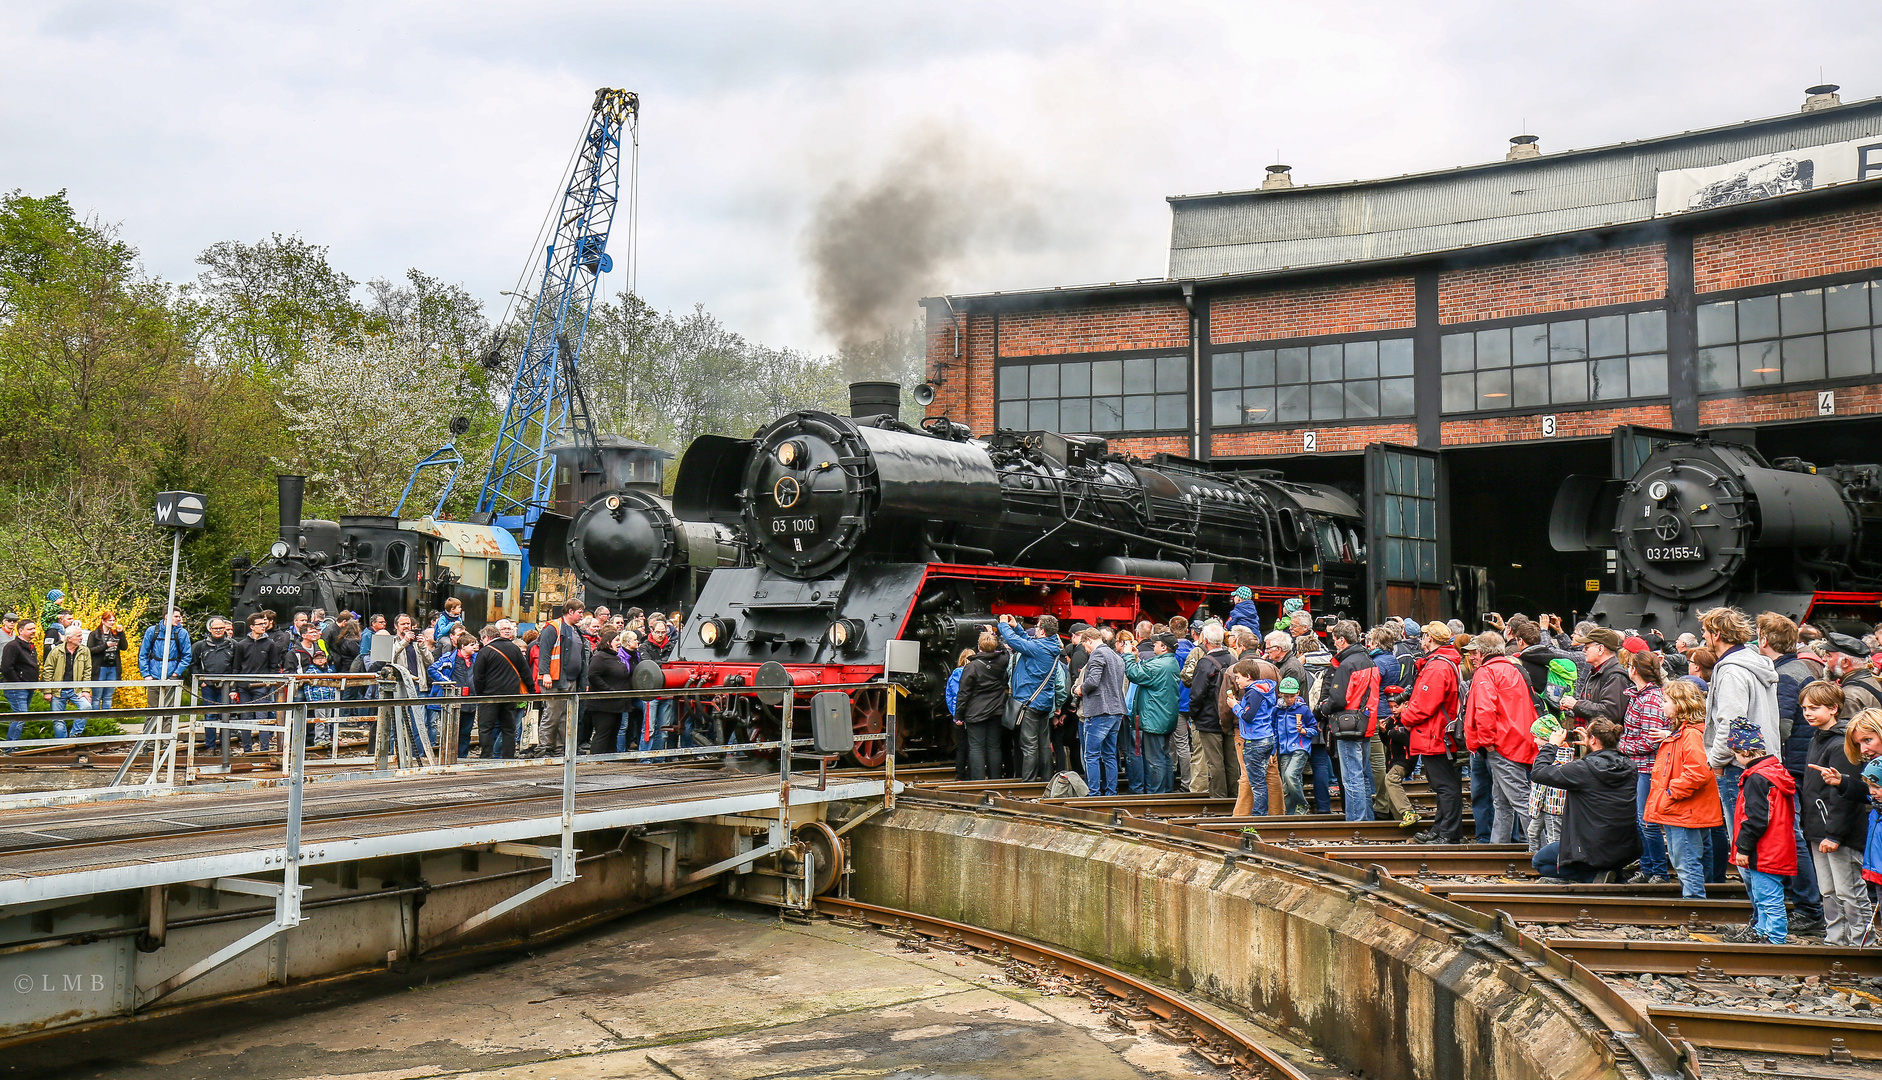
[1819,390,1835,416]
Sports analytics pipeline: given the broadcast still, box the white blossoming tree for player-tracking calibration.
[274,332,497,517]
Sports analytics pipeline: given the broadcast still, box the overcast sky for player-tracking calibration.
[5,1,1878,355]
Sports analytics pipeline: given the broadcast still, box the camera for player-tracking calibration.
[1386,687,1413,706]
[1313,614,1338,631]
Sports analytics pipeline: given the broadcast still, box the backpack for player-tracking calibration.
[1421,655,1468,751]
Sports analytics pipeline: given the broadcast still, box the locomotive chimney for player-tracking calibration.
[276,474,306,551]
[849,381,901,422]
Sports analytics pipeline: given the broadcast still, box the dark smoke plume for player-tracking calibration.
[806,127,1025,380]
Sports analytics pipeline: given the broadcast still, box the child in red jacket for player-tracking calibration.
[1726,717,1797,944]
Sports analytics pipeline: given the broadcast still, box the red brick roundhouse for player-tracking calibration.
[920,86,1882,625]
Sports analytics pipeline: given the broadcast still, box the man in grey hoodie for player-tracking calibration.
[1699,606,1782,881]
[1077,625,1128,797]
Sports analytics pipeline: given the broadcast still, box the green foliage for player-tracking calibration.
[178,233,367,369]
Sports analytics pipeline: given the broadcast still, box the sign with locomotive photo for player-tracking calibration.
[1655,135,1882,215]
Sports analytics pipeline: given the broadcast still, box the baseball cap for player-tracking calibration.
[1153,632,1179,649]
[1458,635,1482,652]
[1278,676,1300,694]
[1621,635,1650,654]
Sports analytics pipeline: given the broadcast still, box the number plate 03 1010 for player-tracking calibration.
[770,517,818,535]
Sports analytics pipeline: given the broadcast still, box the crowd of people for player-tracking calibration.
[0,592,689,761]
[945,589,1882,948]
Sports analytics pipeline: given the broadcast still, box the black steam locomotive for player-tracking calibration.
[528,436,743,611]
[231,475,473,626]
[1552,434,1882,635]
[652,382,1364,759]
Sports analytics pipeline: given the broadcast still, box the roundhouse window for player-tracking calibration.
[1211,334,1413,427]
[1440,308,1666,414]
[996,351,1189,434]
[1697,277,1882,392]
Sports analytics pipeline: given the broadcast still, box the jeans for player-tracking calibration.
[96,666,118,711]
[1279,750,1310,814]
[1487,751,1533,844]
[1308,744,1334,813]
[1743,867,1789,943]
[4,688,32,747]
[1335,739,1374,821]
[1707,765,1741,883]
[1634,771,1668,877]
[1812,843,1875,947]
[1016,705,1053,781]
[1785,792,1823,923]
[48,688,86,737]
[1470,750,1495,842]
[1664,825,1710,898]
[1082,714,1121,796]
[964,719,1003,780]
[239,685,278,753]
[1241,737,1275,815]
[1532,841,1597,883]
[1140,731,1172,794]
[198,683,228,751]
[1420,753,1463,841]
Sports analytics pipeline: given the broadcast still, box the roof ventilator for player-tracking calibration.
[1506,134,1541,161]
[1261,164,1293,189]
[1802,83,1842,112]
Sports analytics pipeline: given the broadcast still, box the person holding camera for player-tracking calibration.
[1314,620,1381,821]
[1529,717,1642,883]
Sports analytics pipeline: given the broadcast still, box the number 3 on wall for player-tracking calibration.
[1540,415,1557,438]
[1302,431,1317,453]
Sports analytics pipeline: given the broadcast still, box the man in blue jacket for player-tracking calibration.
[998,613,1062,782]
[139,608,193,682]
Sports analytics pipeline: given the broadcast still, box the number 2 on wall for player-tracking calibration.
[1302,432,1317,453]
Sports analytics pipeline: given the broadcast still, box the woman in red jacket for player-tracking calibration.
[1644,679,1723,899]
[1461,632,1537,844]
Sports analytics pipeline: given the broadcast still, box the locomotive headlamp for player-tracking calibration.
[699,616,735,650]
[828,618,865,652]
[270,540,291,560]
[1647,480,1669,501]
[776,440,805,468]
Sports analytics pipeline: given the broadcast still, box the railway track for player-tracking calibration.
[814,896,1321,1080]
[1314,844,1535,877]
[1441,891,1755,927]
[1545,938,1882,978]
[1650,1005,1881,1061]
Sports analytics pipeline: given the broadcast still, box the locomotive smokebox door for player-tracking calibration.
[810,692,854,754]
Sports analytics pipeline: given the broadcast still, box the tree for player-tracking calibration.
[366,268,492,363]
[180,233,366,369]
[274,331,498,517]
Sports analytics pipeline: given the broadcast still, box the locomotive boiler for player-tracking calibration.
[527,436,743,613]
[1551,435,1882,635]
[652,382,1363,761]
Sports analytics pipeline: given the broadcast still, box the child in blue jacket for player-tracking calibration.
[1273,676,1317,814]
[1229,667,1278,814]
[1224,586,1263,636]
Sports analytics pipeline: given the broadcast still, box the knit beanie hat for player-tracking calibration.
[1725,716,1767,755]
[1282,597,1304,615]
[1232,586,1253,602]
[1861,757,1882,786]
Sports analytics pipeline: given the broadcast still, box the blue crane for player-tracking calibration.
[481,88,637,541]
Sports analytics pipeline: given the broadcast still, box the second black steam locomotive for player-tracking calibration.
[1552,434,1882,635]
[649,382,1364,760]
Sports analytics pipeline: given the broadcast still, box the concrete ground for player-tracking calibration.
[11,899,1325,1080]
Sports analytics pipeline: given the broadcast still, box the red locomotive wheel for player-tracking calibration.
[848,686,895,767]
